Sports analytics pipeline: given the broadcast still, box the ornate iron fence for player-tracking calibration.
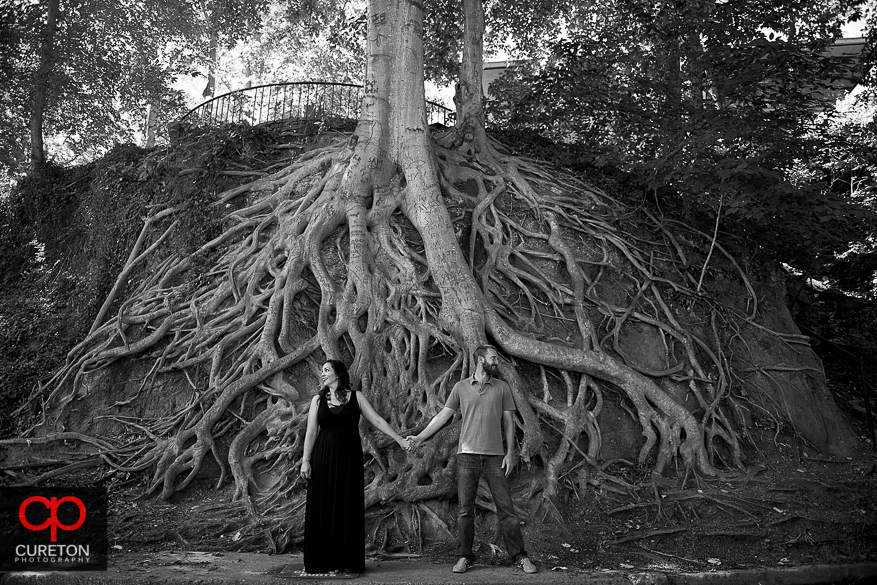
[180,81,454,128]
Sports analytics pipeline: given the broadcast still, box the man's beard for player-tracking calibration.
[485,363,501,378]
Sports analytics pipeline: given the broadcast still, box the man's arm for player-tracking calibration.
[409,406,456,446]
[501,409,516,476]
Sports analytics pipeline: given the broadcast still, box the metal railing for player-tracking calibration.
[180,81,454,128]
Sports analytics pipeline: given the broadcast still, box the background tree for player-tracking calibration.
[0,0,201,176]
[216,0,366,89]
[487,0,873,275]
[193,0,273,99]
[0,0,292,178]
[27,0,59,171]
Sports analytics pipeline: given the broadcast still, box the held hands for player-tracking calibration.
[397,436,415,451]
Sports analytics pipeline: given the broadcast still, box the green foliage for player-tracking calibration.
[0,185,78,437]
[0,0,290,176]
[861,2,877,85]
[198,0,271,47]
[0,0,197,175]
[218,1,365,87]
[791,279,876,394]
[824,243,877,295]
[423,0,588,86]
[423,0,462,86]
[7,163,83,265]
[485,0,582,57]
[77,145,169,317]
[217,0,468,90]
[814,92,877,295]
[0,277,74,438]
[0,196,39,289]
[486,0,876,274]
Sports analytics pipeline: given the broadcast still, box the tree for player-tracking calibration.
[12,0,864,552]
[486,0,874,273]
[0,0,285,177]
[1,0,201,175]
[192,0,273,99]
[216,1,366,89]
[28,0,59,171]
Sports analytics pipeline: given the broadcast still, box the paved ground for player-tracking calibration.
[1,552,876,585]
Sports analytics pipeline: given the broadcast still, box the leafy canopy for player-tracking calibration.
[486,0,875,276]
[0,0,280,177]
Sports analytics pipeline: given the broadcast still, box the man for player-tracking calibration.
[408,345,538,574]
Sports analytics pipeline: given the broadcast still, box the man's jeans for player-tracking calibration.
[456,453,527,561]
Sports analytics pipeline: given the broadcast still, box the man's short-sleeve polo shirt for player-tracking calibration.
[445,375,516,456]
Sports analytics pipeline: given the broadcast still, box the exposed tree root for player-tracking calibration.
[600,527,687,549]
[17,119,825,550]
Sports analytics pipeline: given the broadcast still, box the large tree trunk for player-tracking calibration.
[145,103,159,147]
[364,0,485,351]
[454,0,488,154]
[203,28,218,99]
[360,0,551,464]
[29,0,59,172]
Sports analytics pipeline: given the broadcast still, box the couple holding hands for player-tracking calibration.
[301,346,538,575]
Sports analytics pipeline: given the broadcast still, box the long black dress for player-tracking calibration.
[303,390,365,574]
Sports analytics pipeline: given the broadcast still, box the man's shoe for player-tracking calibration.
[452,557,471,573]
[517,556,538,574]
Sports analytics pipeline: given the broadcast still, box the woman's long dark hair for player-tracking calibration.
[318,359,351,402]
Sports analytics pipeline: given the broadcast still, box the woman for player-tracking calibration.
[301,359,411,574]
